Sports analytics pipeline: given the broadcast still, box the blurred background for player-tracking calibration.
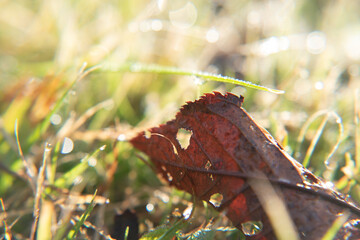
[1,0,360,239]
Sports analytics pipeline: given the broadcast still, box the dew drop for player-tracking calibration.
[324,159,330,167]
[99,145,106,151]
[146,203,154,212]
[209,193,223,208]
[206,28,219,43]
[129,63,142,72]
[88,157,97,167]
[50,114,62,125]
[192,76,204,86]
[144,130,152,139]
[73,176,83,185]
[336,118,342,124]
[167,172,173,182]
[151,19,163,31]
[154,190,170,203]
[241,221,263,236]
[117,134,127,141]
[45,143,52,152]
[61,137,74,154]
[314,81,324,90]
[183,204,193,219]
[325,181,334,189]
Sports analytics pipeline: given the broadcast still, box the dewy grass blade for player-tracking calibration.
[158,219,188,240]
[54,145,105,188]
[302,114,328,168]
[102,62,285,94]
[297,111,343,169]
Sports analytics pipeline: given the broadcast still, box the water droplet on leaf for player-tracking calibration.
[209,193,223,208]
[167,172,173,182]
[183,204,193,219]
[144,130,152,139]
[241,221,263,236]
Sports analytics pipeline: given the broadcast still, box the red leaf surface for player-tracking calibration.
[130,92,360,239]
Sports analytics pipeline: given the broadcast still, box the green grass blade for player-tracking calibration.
[66,190,97,240]
[102,62,285,94]
[296,111,343,169]
[140,219,187,240]
[54,145,105,188]
[321,211,349,240]
[124,226,129,240]
[27,63,100,145]
[158,219,187,240]
[302,114,329,168]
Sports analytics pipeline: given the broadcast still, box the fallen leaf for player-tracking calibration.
[130,92,360,240]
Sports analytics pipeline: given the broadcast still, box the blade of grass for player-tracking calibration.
[32,142,52,240]
[323,112,343,168]
[54,145,106,188]
[158,219,188,240]
[124,226,129,240]
[27,63,101,145]
[140,219,188,240]
[302,114,329,168]
[297,111,343,169]
[36,200,55,240]
[1,198,13,240]
[102,62,285,94]
[14,119,36,191]
[48,141,61,185]
[296,110,328,157]
[67,190,97,240]
[321,211,350,240]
